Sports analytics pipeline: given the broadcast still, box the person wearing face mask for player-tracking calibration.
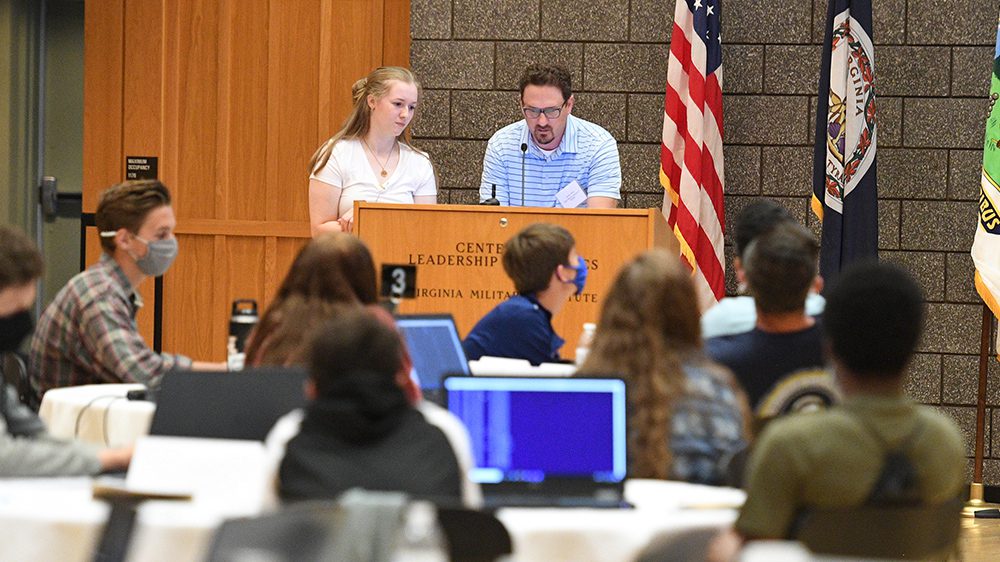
[462,223,585,365]
[27,180,218,407]
[0,226,131,475]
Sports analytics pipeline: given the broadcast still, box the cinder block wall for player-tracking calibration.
[410,0,1000,483]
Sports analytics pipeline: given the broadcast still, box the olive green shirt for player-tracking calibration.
[736,394,965,539]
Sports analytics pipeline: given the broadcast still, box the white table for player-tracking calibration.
[0,476,742,562]
[498,479,744,562]
[39,384,155,447]
[0,478,222,562]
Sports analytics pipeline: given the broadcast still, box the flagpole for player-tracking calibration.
[963,303,998,517]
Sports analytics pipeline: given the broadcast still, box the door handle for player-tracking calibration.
[39,176,58,220]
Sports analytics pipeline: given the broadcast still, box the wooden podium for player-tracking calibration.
[355,203,675,358]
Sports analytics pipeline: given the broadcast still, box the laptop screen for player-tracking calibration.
[396,314,469,390]
[444,376,627,484]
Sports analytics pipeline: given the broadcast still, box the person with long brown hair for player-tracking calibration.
[244,232,377,366]
[577,249,749,485]
[308,66,436,236]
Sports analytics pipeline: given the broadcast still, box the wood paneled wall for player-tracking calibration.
[83,0,409,361]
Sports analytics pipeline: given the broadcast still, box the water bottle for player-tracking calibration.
[226,336,245,371]
[391,501,448,562]
[575,322,597,366]
[228,299,258,353]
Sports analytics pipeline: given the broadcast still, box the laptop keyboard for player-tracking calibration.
[485,495,633,509]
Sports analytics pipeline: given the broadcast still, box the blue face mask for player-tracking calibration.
[565,256,588,296]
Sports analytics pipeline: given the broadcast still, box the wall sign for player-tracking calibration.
[125,156,158,180]
[380,264,417,300]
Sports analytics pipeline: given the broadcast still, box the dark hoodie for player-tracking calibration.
[278,372,462,502]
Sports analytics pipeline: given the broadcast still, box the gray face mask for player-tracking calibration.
[132,235,178,277]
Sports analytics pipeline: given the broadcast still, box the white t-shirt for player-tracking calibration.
[310,138,437,219]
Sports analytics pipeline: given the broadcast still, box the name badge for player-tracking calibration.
[555,180,587,208]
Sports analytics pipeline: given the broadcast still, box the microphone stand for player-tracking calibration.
[481,184,500,206]
[520,143,528,206]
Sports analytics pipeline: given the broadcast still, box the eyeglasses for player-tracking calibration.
[522,103,566,119]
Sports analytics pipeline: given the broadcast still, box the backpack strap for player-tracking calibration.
[854,414,927,505]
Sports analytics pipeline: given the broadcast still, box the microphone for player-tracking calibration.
[520,143,528,206]
[481,184,500,206]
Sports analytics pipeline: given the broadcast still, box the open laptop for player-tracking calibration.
[147,367,308,441]
[395,314,470,403]
[443,375,630,508]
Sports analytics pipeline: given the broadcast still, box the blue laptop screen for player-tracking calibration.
[396,315,469,390]
[444,377,627,484]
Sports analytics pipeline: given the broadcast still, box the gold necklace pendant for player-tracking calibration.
[362,138,395,181]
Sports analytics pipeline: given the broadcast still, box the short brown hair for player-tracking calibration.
[0,226,44,291]
[502,223,575,295]
[744,222,819,314]
[95,180,172,253]
[519,64,572,102]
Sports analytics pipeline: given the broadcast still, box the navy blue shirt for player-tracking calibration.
[462,294,565,365]
[705,324,837,417]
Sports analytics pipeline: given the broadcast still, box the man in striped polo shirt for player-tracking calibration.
[480,64,621,208]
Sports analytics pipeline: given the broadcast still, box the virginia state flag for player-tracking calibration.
[972,11,1000,326]
[811,0,878,282]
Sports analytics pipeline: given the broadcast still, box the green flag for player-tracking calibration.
[972,12,1000,321]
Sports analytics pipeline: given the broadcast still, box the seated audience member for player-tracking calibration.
[726,262,964,548]
[28,180,220,406]
[701,200,825,338]
[0,226,130,475]
[246,297,342,367]
[706,223,838,419]
[577,250,749,485]
[244,232,377,367]
[462,223,586,365]
[266,307,479,506]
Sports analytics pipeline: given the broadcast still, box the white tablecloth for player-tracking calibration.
[0,477,741,562]
[0,478,221,562]
[498,479,744,562]
[39,384,155,447]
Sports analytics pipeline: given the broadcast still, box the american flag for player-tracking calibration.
[660,0,725,309]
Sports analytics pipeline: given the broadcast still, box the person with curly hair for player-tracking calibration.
[577,250,749,485]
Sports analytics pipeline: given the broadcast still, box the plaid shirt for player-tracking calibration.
[28,254,191,402]
[669,360,748,486]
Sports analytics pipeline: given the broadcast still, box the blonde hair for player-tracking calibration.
[578,250,745,479]
[309,66,424,175]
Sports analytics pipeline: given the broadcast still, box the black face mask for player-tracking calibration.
[0,310,33,353]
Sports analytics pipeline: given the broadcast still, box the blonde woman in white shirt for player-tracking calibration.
[308,67,437,236]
